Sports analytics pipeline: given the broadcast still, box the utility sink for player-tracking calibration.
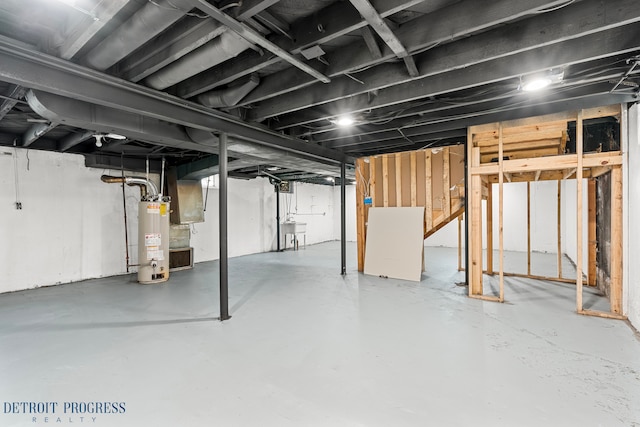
[281,222,307,234]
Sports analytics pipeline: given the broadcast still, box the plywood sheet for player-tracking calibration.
[364,207,425,282]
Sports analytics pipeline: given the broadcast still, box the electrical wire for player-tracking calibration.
[356,164,370,197]
[13,147,20,208]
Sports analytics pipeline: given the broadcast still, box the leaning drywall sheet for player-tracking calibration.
[364,207,425,282]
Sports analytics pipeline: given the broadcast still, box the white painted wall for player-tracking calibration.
[560,179,589,271]
[333,184,357,242]
[0,150,356,293]
[190,179,350,263]
[0,149,148,293]
[627,103,640,329]
[425,181,559,253]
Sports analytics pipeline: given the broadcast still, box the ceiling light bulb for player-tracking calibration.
[326,177,335,182]
[334,115,355,127]
[522,77,552,92]
[95,135,103,147]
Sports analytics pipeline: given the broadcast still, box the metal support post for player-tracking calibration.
[341,162,347,275]
[219,133,230,321]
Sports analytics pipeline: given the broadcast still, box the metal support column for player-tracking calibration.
[219,133,230,321]
[276,182,281,252]
[341,162,347,275]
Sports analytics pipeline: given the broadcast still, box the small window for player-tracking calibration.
[201,174,219,189]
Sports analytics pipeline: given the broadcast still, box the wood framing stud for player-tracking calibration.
[576,110,584,312]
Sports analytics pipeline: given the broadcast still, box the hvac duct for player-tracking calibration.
[83,0,196,71]
[197,74,260,108]
[101,175,170,284]
[145,31,253,90]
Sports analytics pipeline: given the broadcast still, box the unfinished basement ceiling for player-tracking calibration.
[0,0,639,183]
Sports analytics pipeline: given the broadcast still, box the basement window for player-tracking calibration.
[201,174,219,189]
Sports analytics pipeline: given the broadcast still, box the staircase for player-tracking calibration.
[356,144,466,271]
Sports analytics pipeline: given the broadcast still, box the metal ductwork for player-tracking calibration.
[26,90,217,154]
[27,90,351,178]
[145,31,253,90]
[197,74,260,108]
[101,175,159,198]
[83,0,196,71]
[186,128,345,177]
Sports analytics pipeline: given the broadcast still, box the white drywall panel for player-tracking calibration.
[364,207,425,281]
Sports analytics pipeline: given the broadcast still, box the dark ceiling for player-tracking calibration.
[0,0,638,183]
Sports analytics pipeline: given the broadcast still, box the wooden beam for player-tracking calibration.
[356,158,366,271]
[395,153,402,206]
[410,151,417,207]
[480,147,560,163]
[590,165,612,178]
[504,172,512,183]
[535,170,542,182]
[474,128,565,146]
[610,166,623,314]
[587,179,597,287]
[478,138,562,153]
[469,105,621,134]
[469,127,483,296]
[486,168,605,183]
[469,295,502,302]
[425,150,432,229]
[443,147,451,218]
[557,180,563,278]
[576,110,584,312]
[471,152,623,175]
[578,309,627,320]
[562,168,577,180]
[501,271,577,285]
[347,0,413,59]
[360,26,383,59]
[382,155,389,207]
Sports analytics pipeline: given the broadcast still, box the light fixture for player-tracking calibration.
[520,69,564,92]
[105,133,126,140]
[94,132,126,147]
[332,115,355,127]
[266,166,281,171]
[325,177,335,182]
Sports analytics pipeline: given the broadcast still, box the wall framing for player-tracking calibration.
[467,105,625,319]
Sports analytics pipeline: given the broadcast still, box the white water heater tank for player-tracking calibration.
[138,200,170,284]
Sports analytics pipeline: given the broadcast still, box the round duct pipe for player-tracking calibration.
[197,74,260,108]
[145,31,253,90]
[84,0,196,71]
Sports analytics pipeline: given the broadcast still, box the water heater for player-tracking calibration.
[138,200,170,284]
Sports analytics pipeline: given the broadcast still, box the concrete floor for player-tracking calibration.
[1,242,639,427]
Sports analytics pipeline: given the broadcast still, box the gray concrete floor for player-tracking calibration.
[1,242,639,427]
